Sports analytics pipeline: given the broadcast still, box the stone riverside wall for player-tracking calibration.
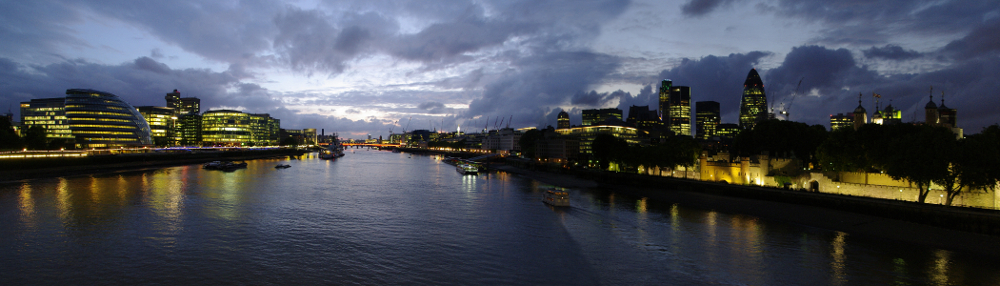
[562,168,1000,237]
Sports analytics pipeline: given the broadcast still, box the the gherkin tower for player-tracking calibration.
[739,68,767,130]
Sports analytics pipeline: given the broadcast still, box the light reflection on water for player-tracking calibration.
[0,150,999,285]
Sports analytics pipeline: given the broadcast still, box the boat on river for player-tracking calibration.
[275,164,291,169]
[457,164,478,175]
[203,161,248,171]
[542,188,570,207]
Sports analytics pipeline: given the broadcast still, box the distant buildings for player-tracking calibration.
[557,110,570,129]
[695,101,720,140]
[657,79,693,137]
[201,110,280,146]
[829,113,853,131]
[20,89,152,149]
[625,105,661,130]
[582,108,622,126]
[739,69,768,130]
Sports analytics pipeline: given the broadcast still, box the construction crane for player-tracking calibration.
[403,116,412,133]
[780,77,804,120]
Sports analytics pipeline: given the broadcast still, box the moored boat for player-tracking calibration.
[542,188,570,207]
[457,164,478,175]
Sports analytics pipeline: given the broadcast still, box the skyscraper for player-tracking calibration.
[668,86,691,136]
[165,89,181,112]
[658,79,671,121]
[695,101,720,140]
[625,105,661,130]
[738,69,767,130]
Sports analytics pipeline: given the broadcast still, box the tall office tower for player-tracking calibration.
[180,97,201,115]
[669,86,692,136]
[658,79,671,121]
[581,108,622,126]
[695,101,720,140]
[738,69,767,130]
[165,89,181,112]
[557,110,570,129]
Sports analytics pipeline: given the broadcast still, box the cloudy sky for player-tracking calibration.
[2,0,998,139]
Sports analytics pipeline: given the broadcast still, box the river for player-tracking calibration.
[1,149,999,285]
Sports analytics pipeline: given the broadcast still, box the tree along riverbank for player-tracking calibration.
[0,148,310,182]
[494,161,1000,257]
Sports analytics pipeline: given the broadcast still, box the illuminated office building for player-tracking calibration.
[829,113,853,131]
[557,111,570,129]
[64,89,152,148]
[716,123,740,139]
[554,124,641,155]
[180,97,200,115]
[739,69,767,130]
[137,106,175,146]
[581,108,622,126]
[19,98,73,140]
[695,101,720,140]
[178,114,202,146]
[658,79,671,121]
[625,105,661,130]
[201,110,279,146]
[668,86,691,136]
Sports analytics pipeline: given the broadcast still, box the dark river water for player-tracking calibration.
[2,149,999,285]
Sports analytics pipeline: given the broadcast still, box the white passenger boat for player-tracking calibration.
[457,164,478,175]
[542,188,570,207]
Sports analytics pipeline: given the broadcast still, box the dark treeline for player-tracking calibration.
[818,123,1000,205]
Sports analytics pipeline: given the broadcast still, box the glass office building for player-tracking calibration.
[64,89,152,148]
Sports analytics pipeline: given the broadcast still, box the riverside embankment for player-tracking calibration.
[496,160,1000,257]
[0,148,309,182]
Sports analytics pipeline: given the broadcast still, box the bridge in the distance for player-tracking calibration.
[342,143,402,148]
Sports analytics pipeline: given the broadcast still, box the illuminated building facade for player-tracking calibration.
[178,114,201,146]
[658,79,671,121]
[554,125,641,155]
[180,97,200,115]
[64,89,152,148]
[581,108,622,126]
[716,123,740,139]
[137,106,175,146]
[557,111,570,129]
[625,105,661,130]
[739,69,767,130]
[695,101,720,140]
[668,86,692,136]
[829,113,853,131]
[201,110,279,146]
[852,98,867,130]
[19,98,72,140]
[881,104,902,125]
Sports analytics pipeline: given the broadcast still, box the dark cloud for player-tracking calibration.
[150,48,165,59]
[769,0,999,47]
[418,102,445,110]
[681,0,736,17]
[863,45,922,61]
[615,84,658,116]
[941,18,1000,61]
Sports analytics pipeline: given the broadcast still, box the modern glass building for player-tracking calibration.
[19,98,73,140]
[716,123,741,139]
[668,86,691,136]
[581,108,622,126]
[739,69,768,130]
[137,106,176,146]
[64,89,152,148]
[625,105,661,130]
[178,114,202,146]
[554,125,641,155]
[658,79,671,121]
[695,101,720,140]
[201,110,279,146]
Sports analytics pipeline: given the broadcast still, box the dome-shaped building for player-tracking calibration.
[64,89,152,148]
[557,110,570,129]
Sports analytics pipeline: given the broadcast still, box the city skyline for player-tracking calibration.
[1,0,998,139]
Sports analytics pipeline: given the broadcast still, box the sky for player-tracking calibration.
[2,0,998,139]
